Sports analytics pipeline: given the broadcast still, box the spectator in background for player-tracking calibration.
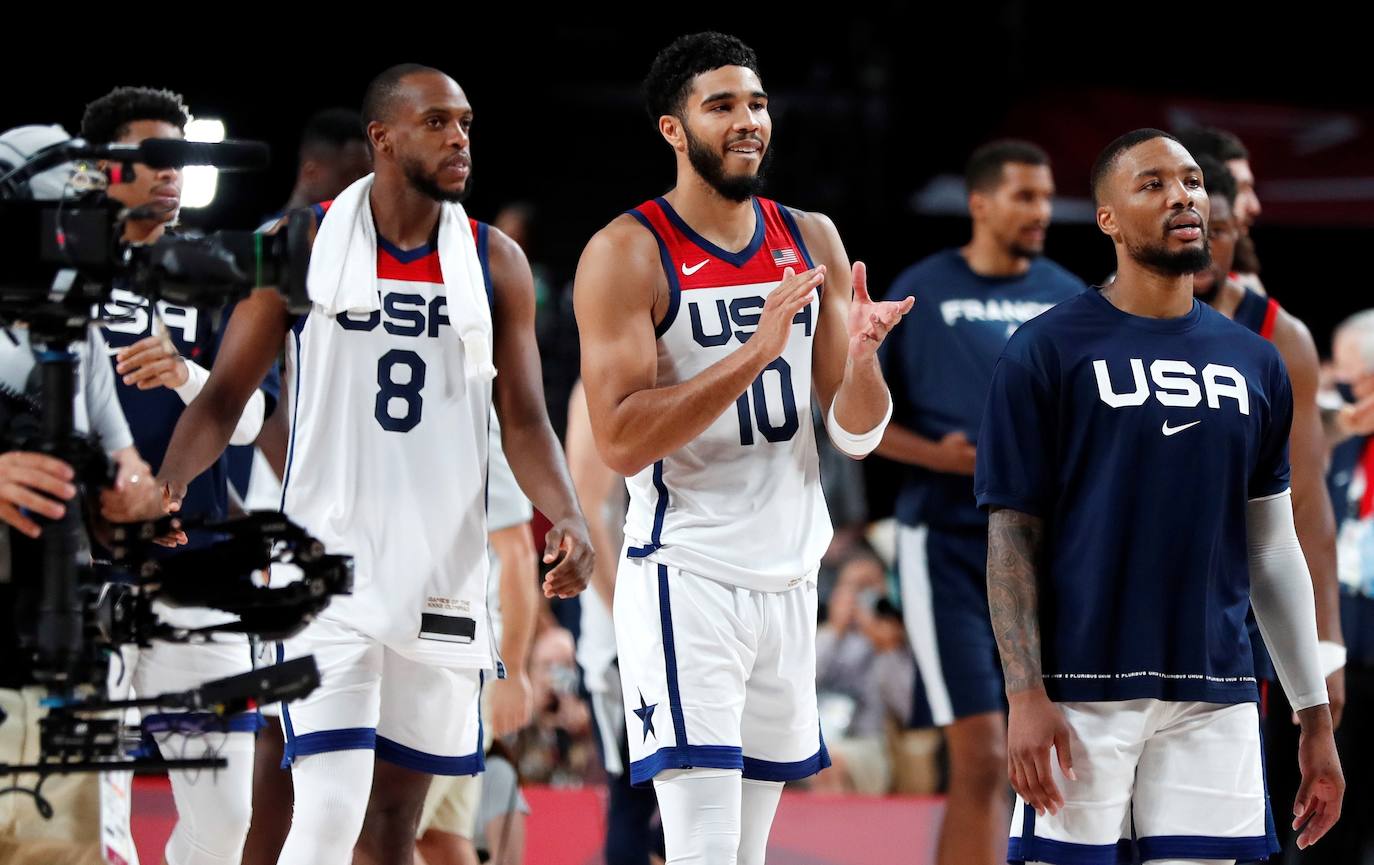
[496,204,578,439]
[516,626,596,787]
[814,550,915,796]
[1292,309,1374,864]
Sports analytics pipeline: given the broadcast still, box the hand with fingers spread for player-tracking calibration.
[748,265,827,363]
[114,333,188,391]
[1007,687,1076,818]
[1292,705,1344,849]
[846,261,914,360]
[0,451,77,538]
[541,516,595,599]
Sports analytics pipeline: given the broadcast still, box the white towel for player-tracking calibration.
[306,173,496,380]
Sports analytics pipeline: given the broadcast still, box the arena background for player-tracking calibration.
[2,9,1370,865]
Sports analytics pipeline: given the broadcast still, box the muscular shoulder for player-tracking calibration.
[781,206,843,263]
[1268,307,1320,387]
[483,223,533,289]
[576,213,666,301]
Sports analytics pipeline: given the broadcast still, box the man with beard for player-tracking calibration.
[1176,127,1265,292]
[1189,155,1347,860]
[873,139,1083,865]
[975,129,1343,863]
[150,64,594,865]
[574,32,912,865]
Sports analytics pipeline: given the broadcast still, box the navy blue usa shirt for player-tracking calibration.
[880,250,1084,529]
[975,288,1293,704]
[101,286,280,540]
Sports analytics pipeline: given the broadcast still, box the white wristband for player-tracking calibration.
[171,358,209,404]
[1318,640,1347,678]
[825,395,892,458]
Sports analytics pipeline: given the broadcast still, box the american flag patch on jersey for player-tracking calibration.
[771,247,799,266]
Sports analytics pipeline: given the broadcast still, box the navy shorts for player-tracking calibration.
[897,523,1005,726]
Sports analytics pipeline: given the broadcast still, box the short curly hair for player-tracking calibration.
[80,86,189,145]
[643,32,760,123]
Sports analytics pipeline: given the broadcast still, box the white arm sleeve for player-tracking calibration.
[1247,488,1328,711]
[171,359,265,446]
[84,328,134,455]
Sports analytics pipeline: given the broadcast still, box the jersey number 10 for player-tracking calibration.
[734,357,799,445]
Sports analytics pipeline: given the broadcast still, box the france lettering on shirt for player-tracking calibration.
[974,288,1293,705]
[879,249,1085,529]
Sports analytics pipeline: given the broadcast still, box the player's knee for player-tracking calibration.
[952,745,1008,798]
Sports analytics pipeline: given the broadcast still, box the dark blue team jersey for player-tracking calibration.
[100,287,280,543]
[975,288,1294,704]
[880,250,1084,529]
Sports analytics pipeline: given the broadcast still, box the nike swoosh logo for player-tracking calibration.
[681,259,709,276]
[1161,420,1201,437]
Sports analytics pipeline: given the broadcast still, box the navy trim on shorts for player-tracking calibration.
[656,563,688,747]
[742,735,832,782]
[1134,835,1275,862]
[626,209,681,338]
[375,736,484,776]
[629,744,743,787]
[626,461,668,558]
[1009,806,1134,865]
[281,726,377,766]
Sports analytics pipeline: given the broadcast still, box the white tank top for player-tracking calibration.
[620,196,832,591]
[276,204,496,667]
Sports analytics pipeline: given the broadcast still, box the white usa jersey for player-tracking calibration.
[277,202,496,668]
[622,196,832,591]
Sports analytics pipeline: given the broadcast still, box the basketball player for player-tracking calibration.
[875,139,1083,865]
[976,128,1343,864]
[1175,128,1264,292]
[153,64,592,865]
[574,32,911,864]
[1190,154,1347,718]
[241,108,372,865]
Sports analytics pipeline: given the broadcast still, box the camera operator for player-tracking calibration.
[1,300,164,865]
[79,86,281,865]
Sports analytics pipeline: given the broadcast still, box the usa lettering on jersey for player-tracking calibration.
[1094,358,1249,415]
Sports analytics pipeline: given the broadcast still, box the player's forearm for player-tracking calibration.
[1248,490,1329,710]
[831,354,891,434]
[501,416,584,527]
[1291,473,1344,645]
[157,392,241,490]
[599,341,771,476]
[171,360,266,445]
[875,421,946,470]
[987,507,1047,695]
[492,527,540,675]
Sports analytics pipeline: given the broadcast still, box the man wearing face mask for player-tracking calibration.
[79,86,280,865]
[874,140,1084,865]
[1298,310,1374,863]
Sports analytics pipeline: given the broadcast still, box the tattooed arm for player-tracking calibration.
[988,506,1074,818]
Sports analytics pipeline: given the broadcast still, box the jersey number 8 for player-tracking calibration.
[375,349,426,432]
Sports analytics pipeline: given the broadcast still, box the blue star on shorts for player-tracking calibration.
[634,690,657,742]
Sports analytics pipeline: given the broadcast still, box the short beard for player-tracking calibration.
[1008,242,1042,260]
[402,155,470,204]
[685,124,770,203]
[1129,236,1212,276]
